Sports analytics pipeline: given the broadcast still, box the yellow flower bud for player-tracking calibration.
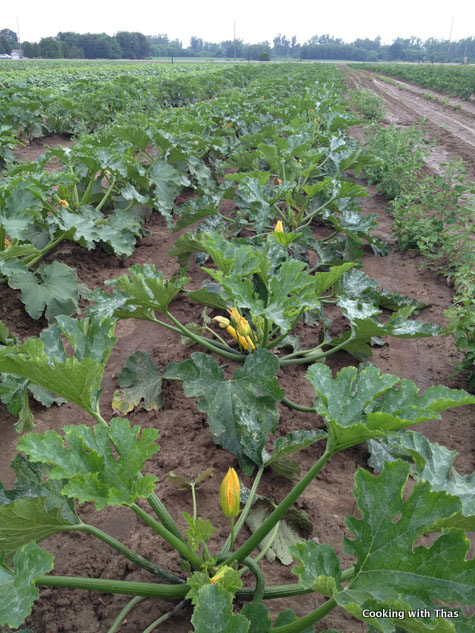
[227,307,240,323]
[226,326,249,351]
[58,199,69,209]
[236,315,251,338]
[274,220,284,233]
[210,567,227,584]
[277,178,282,185]
[212,316,231,329]
[4,238,10,249]
[220,468,240,518]
[245,335,256,351]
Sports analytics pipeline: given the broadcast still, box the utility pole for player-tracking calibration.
[446,16,454,63]
[233,21,236,61]
[16,16,21,48]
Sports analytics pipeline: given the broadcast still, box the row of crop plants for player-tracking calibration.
[1,63,474,632]
[352,62,475,99]
[348,83,475,391]
[0,61,271,167]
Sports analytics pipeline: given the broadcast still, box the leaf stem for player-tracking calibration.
[107,596,145,633]
[96,176,117,212]
[270,598,337,633]
[79,523,184,584]
[222,449,333,566]
[36,575,188,598]
[281,396,315,413]
[266,308,305,351]
[141,599,187,633]
[131,503,203,569]
[240,557,265,603]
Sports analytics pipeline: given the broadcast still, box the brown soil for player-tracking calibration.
[13,134,75,169]
[1,79,474,633]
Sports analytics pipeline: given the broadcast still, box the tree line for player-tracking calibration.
[0,28,473,63]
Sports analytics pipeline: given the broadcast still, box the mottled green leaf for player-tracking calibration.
[0,542,54,628]
[109,264,189,314]
[165,351,283,473]
[17,418,159,510]
[273,608,316,632]
[306,364,475,452]
[112,351,164,414]
[8,261,80,321]
[0,497,74,555]
[191,583,249,633]
[368,431,475,529]
[335,461,475,633]
[290,542,342,596]
[241,603,271,633]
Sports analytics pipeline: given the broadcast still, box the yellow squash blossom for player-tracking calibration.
[274,220,284,233]
[212,316,231,329]
[220,468,240,518]
[4,239,11,249]
[58,199,69,209]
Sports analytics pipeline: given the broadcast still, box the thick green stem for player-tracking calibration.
[240,557,265,603]
[107,596,145,633]
[223,449,333,566]
[279,337,351,366]
[147,493,186,543]
[132,503,203,569]
[295,197,335,231]
[80,523,183,584]
[79,173,97,206]
[36,575,188,598]
[270,598,337,633]
[0,225,5,250]
[96,176,116,212]
[22,231,69,269]
[221,466,264,555]
[261,317,270,348]
[266,308,304,351]
[142,599,187,633]
[281,396,315,413]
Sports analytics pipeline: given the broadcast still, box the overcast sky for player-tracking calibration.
[3,0,474,46]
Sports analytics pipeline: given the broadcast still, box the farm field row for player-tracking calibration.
[0,61,268,150]
[0,63,474,633]
[352,62,475,100]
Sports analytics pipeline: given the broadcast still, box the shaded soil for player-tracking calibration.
[1,84,474,633]
[13,134,75,169]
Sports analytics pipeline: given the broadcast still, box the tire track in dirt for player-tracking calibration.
[345,67,475,179]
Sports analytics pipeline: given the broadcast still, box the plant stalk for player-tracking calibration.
[132,503,203,569]
[270,598,337,633]
[222,448,332,566]
[79,523,183,584]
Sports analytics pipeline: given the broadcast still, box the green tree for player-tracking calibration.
[39,37,63,58]
[0,28,17,43]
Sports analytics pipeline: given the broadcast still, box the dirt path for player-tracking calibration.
[344,66,475,179]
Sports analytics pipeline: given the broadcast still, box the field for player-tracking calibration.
[0,61,474,633]
[352,63,475,100]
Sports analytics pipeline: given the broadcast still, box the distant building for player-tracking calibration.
[11,49,23,60]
